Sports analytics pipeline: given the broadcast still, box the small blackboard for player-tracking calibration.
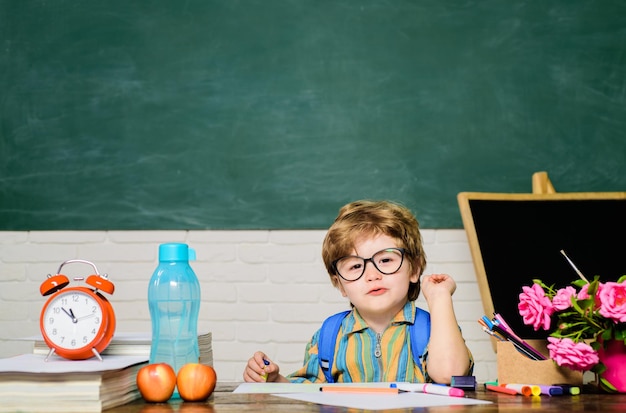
[457,190,626,342]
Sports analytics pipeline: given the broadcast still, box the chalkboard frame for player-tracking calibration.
[457,189,626,349]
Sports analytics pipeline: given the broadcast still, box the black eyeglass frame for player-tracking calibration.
[332,247,407,281]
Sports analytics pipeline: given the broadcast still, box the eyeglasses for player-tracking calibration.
[332,248,406,281]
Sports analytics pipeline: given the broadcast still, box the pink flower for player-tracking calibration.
[547,337,599,371]
[598,281,626,323]
[578,283,603,309]
[518,283,554,331]
[577,283,592,300]
[552,286,577,311]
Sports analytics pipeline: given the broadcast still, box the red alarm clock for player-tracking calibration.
[39,259,116,361]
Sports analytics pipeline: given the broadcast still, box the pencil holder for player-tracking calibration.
[497,340,583,386]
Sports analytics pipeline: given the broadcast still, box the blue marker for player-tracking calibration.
[539,385,563,396]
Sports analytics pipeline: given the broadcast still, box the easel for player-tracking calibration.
[531,171,556,194]
[458,171,626,351]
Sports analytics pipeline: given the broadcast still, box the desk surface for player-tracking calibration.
[106,383,626,413]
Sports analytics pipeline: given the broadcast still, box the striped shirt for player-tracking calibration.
[287,300,473,383]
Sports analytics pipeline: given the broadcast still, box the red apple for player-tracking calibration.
[136,362,177,403]
[176,363,217,402]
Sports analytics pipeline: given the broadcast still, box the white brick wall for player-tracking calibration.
[0,229,498,383]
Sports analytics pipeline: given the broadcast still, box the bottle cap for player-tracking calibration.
[158,243,195,262]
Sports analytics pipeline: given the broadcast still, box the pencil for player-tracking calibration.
[320,386,399,394]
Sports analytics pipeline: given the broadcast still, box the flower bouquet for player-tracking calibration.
[518,260,626,393]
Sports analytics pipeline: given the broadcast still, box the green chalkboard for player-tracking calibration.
[1,1,626,230]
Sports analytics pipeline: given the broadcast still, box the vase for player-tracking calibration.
[597,339,626,393]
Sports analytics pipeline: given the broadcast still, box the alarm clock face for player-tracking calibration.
[41,289,106,353]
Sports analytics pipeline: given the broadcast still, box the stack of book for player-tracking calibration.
[1,332,213,412]
[0,354,147,412]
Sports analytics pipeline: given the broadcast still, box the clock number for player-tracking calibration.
[53,307,61,314]
[48,317,54,325]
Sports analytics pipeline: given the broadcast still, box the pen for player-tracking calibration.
[393,382,465,397]
[485,384,517,395]
[491,317,547,361]
[491,325,546,360]
[320,386,399,394]
[261,358,270,381]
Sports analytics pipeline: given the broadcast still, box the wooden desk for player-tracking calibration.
[106,383,626,413]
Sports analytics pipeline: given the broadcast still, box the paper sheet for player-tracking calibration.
[233,383,492,410]
[0,353,148,374]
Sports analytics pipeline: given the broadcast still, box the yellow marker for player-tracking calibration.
[261,358,270,381]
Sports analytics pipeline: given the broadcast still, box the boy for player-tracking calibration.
[243,200,473,384]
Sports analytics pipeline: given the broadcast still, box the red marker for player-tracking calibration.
[486,384,518,395]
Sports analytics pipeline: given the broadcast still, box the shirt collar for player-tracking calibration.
[346,300,417,334]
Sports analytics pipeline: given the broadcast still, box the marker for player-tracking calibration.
[393,382,465,397]
[501,384,540,396]
[553,384,581,395]
[451,375,476,390]
[320,386,399,394]
[539,385,563,396]
[261,358,270,381]
[485,384,517,395]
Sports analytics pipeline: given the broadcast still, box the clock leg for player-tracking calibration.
[44,347,56,362]
[92,348,103,361]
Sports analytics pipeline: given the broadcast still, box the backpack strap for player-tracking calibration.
[318,307,431,383]
[318,310,350,383]
[410,307,431,360]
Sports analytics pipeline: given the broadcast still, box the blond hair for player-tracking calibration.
[322,200,426,301]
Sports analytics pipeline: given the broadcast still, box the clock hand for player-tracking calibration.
[76,313,96,322]
[61,307,78,323]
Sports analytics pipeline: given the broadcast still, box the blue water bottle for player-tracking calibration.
[148,243,201,381]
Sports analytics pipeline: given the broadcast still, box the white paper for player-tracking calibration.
[233,382,492,410]
[276,392,492,409]
[0,353,148,374]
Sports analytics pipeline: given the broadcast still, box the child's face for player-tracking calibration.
[334,234,419,320]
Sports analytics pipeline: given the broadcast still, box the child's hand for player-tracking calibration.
[420,273,456,300]
[243,351,280,383]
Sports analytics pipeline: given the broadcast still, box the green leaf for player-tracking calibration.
[591,362,606,374]
[601,329,613,341]
[572,297,594,313]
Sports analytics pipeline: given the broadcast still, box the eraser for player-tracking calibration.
[451,375,477,390]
